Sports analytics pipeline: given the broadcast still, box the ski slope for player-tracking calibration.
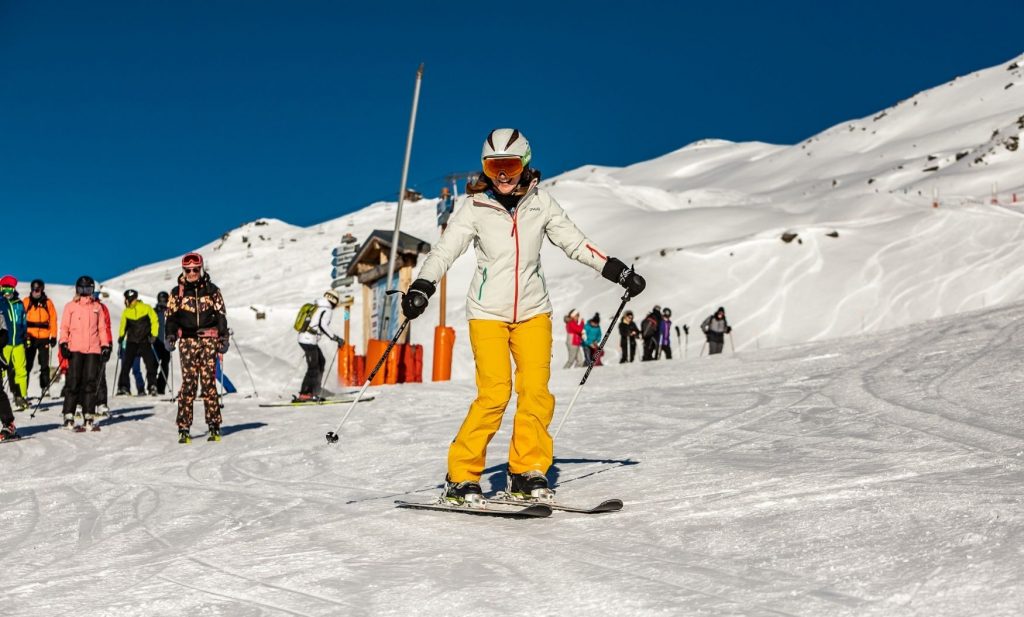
[2,297,1023,616]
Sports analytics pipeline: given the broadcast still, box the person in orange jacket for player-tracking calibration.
[23,279,58,395]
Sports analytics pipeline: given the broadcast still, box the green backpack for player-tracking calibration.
[293,303,318,333]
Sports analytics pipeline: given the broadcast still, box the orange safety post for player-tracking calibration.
[366,340,388,386]
[385,343,401,384]
[353,355,366,385]
[337,344,356,386]
[432,326,455,381]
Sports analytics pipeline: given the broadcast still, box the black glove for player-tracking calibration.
[166,333,177,351]
[332,335,345,346]
[117,335,124,346]
[49,337,57,347]
[100,346,111,362]
[401,279,436,320]
[726,326,732,334]
[217,337,230,354]
[149,334,157,344]
[601,258,646,297]
[60,343,71,359]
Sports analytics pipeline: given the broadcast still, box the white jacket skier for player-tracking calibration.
[297,296,342,346]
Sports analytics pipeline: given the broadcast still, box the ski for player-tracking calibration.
[258,396,375,408]
[487,495,623,514]
[73,424,101,433]
[394,500,552,518]
[0,435,32,444]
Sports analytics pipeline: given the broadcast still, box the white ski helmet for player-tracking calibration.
[324,289,340,307]
[481,128,531,166]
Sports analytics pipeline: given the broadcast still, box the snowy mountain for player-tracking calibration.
[95,53,1024,385]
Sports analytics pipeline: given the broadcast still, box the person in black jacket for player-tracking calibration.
[618,310,640,363]
[701,306,732,355]
[152,291,172,395]
[640,306,662,361]
[165,253,229,443]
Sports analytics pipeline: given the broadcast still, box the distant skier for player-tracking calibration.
[152,291,172,395]
[400,128,646,503]
[59,276,111,431]
[562,310,584,369]
[0,276,29,409]
[165,253,229,443]
[583,313,603,367]
[116,289,159,396]
[22,279,58,396]
[659,307,674,359]
[618,310,640,363]
[701,306,732,355]
[296,290,344,402]
[640,306,662,361]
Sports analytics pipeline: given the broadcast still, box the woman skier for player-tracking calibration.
[400,128,646,503]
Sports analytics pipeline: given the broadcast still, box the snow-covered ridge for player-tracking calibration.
[101,54,1024,385]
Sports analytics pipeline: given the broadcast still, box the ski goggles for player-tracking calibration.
[0,286,13,295]
[482,156,524,180]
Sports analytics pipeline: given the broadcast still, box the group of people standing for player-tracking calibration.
[561,303,735,367]
[0,252,230,443]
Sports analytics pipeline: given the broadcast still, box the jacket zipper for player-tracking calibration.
[472,186,537,323]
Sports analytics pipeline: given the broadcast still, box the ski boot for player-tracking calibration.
[75,419,100,433]
[115,389,130,397]
[147,384,158,396]
[13,396,28,411]
[0,423,18,441]
[442,476,484,505]
[207,425,221,442]
[62,414,76,430]
[507,470,555,501]
[178,429,191,444]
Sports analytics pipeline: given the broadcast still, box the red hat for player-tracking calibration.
[0,275,17,288]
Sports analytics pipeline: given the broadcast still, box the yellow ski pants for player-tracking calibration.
[3,344,27,398]
[448,314,555,483]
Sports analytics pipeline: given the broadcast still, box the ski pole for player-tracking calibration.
[229,331,259,398]
[683,325,689,359]
[699,341,707,357]
[552,287,633,441]
[151,345,170,394]
[30,367,58,418]
[320,342,340,397]
[728,332,736,354]
[110,343,122,399]
[326,313,409,445]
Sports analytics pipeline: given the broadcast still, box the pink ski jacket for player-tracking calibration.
[60,297,112,354]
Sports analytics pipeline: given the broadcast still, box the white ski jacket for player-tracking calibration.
[297,297,340,345]
[416,184,609,323]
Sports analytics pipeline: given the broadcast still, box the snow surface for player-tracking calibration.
[3,298,1024,616]
[2,54,1023,616]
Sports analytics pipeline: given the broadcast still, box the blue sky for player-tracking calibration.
[2,0,1022,284]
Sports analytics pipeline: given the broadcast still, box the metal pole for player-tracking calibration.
[230,331,259,398]
[729,332,736,354]
[379,63,424,339]
[551,288,633,441]
[320,343,340,398]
